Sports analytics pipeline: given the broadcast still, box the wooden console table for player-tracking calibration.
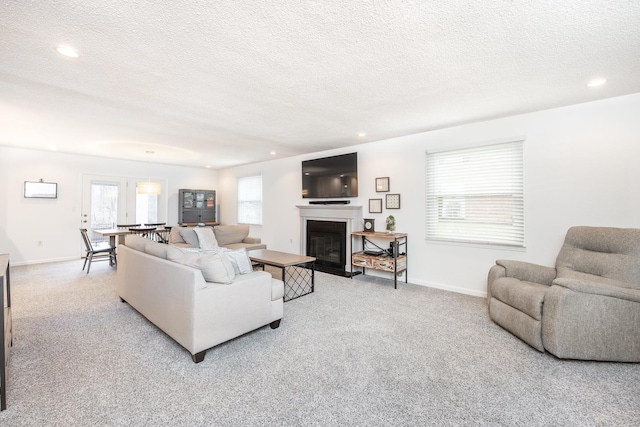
[1,254,12,411]
[351,231,408,289]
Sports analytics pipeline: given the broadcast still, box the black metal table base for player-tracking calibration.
[255,262,315,302]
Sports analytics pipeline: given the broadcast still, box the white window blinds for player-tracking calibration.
[425,140,525,247]
[237,175,262,225]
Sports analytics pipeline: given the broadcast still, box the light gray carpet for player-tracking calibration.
[1,260,639,426]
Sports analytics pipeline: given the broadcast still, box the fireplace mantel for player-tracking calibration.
[297,204,363,273]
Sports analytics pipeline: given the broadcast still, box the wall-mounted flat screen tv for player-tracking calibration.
[24,181,57,199]
[302,152,358,198]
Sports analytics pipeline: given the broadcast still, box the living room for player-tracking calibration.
[1,1,639,425]
[2,92,639,296]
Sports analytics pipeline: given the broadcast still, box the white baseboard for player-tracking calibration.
[409,277,487,298]
[11,256,79,267]
[358,269,487,298]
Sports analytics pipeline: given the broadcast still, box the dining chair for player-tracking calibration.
[144,223,168,242]
[80,228,117,274]
[116,223,140,229]
[129,226,156,239]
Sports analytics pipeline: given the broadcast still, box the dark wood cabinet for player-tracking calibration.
[178,189,217,225]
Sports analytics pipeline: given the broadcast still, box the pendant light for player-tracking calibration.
[137,150,162,195]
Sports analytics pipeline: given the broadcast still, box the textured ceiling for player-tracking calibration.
[1,1,639,168]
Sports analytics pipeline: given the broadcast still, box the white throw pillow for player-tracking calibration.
[193,227,219,250]
[167,246,235,284]
[221,248,253,274]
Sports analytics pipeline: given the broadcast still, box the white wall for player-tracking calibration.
[218,93,640,297]
[0,147,217,265]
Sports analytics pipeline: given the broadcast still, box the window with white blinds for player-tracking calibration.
[425,140,525,247]
[237,175,263,225]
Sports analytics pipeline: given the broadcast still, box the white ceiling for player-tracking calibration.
[1,1,639,169]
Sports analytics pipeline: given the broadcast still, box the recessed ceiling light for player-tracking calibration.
[270,151,277,155]
[205,165,211,169]
[357,132,366,138]
[587,78,606,87]
[56,45,79,58]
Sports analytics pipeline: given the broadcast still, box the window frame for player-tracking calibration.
[425,139,525,248]
[237,175,263,225]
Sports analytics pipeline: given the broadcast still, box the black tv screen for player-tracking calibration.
[302,153,358,198]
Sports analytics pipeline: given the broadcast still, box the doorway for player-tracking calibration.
[81,174,167,249]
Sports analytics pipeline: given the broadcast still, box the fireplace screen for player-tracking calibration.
[306,220,346,274]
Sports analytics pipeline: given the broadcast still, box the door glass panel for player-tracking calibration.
[91,182,119,243]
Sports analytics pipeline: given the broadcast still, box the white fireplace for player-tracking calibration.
[297,205,363,274]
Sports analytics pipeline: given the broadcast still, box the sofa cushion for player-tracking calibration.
[179,228,200,247]
[491,277,549,320]
[125,234,149,252]
[221,248,253,274]
[169,226,186,244]
[214,225,250,247]
[194,227,219,250]
[167,246,235,284]
[144,241,168,259]
[556,226,640,289]
[223,242,267,251]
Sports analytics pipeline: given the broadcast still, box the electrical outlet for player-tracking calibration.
[38,241,43,247]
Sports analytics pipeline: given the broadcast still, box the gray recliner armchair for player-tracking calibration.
[487,226,640,362]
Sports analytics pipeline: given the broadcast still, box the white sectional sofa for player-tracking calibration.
[116,235,284,363]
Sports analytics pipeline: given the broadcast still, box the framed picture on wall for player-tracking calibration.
[24,181,57,199]
[375,177,390,192]
[369,198,383,213]
[386,194,401,209]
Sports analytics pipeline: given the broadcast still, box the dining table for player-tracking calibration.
[93,226,173,247]
[92,228,134,247]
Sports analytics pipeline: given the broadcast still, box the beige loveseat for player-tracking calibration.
[169,224,266,251]
[116,234,283,363]
[488,226,640,362]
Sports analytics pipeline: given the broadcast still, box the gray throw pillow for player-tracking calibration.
[179,228,199,247]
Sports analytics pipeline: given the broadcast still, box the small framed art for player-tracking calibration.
[24,181,57,199]
[386,193,400,209]
[369,198,383,213]
[375,177,390,192]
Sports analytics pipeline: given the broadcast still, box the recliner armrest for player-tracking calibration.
[552,278,640,303]
[243,236,261,244]
[495,259,557,286]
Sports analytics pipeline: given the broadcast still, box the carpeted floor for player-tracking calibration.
[1,260,639,426]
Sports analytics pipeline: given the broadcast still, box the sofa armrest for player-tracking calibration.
[243,236,261,244]
[495,260,556,286]
[552,278,640,303]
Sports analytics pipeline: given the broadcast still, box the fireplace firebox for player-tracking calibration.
[306,220,347,275]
